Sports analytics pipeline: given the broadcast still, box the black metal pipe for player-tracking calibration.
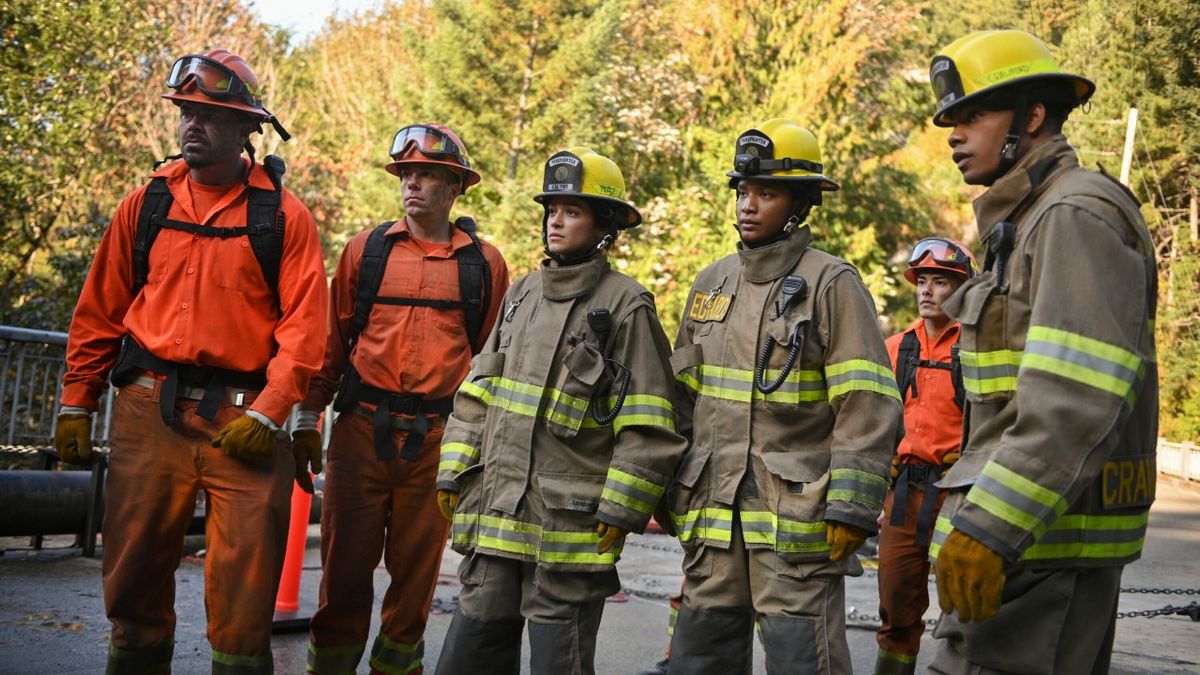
[0,471,323,537]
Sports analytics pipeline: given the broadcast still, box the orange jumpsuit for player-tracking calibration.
[303,219,508,675]
[63,159,328,674]
[875,319,961,674]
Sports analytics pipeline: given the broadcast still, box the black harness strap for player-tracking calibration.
[110,338,266,427]
[889,463,943,547]
[894,328,965,411]
[335,217,491,461]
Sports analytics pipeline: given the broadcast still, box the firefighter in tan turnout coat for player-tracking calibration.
[665,119,901,674]
[926,30,1158,675]
[434,148,688,675]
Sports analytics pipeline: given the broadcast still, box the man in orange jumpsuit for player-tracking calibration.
[294,124,509,675]
[874,238,976,675]
[53,49,329,674]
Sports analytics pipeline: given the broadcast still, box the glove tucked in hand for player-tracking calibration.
[437,490,460,523]
[934,528,1005,622]
[939,451,961,478]
[890,454,902,479]
[54,413,95,465]
[595,521,628,554]
[826,521,870,561]
[290,429,323,494]
[211,414,278,459]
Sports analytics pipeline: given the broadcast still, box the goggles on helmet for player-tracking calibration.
[390,125,472,168]
[909,237,977,278]
[167,54,263,110]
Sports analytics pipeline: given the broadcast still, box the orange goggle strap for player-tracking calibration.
[389,125,471,169]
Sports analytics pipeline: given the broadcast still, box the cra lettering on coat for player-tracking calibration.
[1101,456,1155,508]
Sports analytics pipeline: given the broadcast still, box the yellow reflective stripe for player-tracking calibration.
[828,467,890,509]
[451,513,619,564]
[675,364,826,403]
[438,441,479,474]
[612,394,676,434]
[468,376,604,429]
[369,634,423,675]
[672,506,734,543]
[966,461,1067,540]
[1020,511,1149,561]
[928,515,953,560]
[960,348,1021,394]
[1023,326,1143,402]
[877,648,918,665]
[211,649,271,670]
[602,467,664,515]
[824,359,901,401]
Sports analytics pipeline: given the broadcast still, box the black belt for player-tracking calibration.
[110,337,266,427]
[890,463,943,548]
[350,382,453,462]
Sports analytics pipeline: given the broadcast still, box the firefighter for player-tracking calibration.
[926,30,1157,674]
[295,123,509,674]
[53,49,328,673]
[874,237,977,675]
[433,148,688,675]
[666,119,901,674]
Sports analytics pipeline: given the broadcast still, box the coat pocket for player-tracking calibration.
[761,308,820,411]
[945,273,1015,404]
[546,342,606,439]
[538,472,611,567]
[760,451,830,558]
[666,446,713,552]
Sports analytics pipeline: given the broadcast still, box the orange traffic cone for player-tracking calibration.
[272,477,314,632]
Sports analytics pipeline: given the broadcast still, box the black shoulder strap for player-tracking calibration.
[454,216,490,354]
[352,221,400,346]
[895,329,920,403]
[950,338,965,411]
[245,155,286,299]
[132,177,174,294]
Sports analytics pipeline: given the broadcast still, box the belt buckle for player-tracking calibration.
[234,392,245,407]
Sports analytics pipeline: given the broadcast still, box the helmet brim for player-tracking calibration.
[163,91,267,119]
[932,73,1095,127]
[385,158,482,188]
[534,192,642,228]
[903,262,970,285]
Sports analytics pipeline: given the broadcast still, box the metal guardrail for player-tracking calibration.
[1158,439,1200,483]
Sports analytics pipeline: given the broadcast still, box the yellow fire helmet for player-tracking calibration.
[534,147,642,228]
[725,118,839,192]
[930,30,1094,127]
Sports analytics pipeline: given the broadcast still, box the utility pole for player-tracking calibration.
[1119,107,1138,186]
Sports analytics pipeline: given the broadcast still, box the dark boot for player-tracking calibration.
[434,610,522,675]
[636,658,671,675]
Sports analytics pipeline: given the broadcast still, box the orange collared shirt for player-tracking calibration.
[886,319,963,465]
[302,219,510,410]
[62,159,329,425]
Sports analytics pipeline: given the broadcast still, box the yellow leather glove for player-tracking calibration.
[596,521,628,554]
[934,529,1006,622]
[890,454,902,479]
[940,451,961,478]
[290,429,323,494]
[211,414,277,460]
[437,490,460,523]
[826,521,870,561]
[54,413,95,465]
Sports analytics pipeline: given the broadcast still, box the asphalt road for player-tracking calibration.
[1,479,1197,674]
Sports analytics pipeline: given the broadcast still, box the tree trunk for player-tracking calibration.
[507,16,539,181]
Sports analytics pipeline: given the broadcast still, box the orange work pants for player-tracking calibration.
[102,381,292,675]
[308,412,449,675]
[875,484,947,674]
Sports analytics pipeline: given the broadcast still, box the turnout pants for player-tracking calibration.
[875,483,947,674]
[308,412,450,675]
[668,513,853,675]
[435,554,620,675]
[929,566,1123,675]
[103,380,292,675]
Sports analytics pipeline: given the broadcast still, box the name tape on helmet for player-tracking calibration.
[741,134,770,147]
[549,156,581,167]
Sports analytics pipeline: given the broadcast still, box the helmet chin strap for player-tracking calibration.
[996,90,1029,177]
[541,209,613,266]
